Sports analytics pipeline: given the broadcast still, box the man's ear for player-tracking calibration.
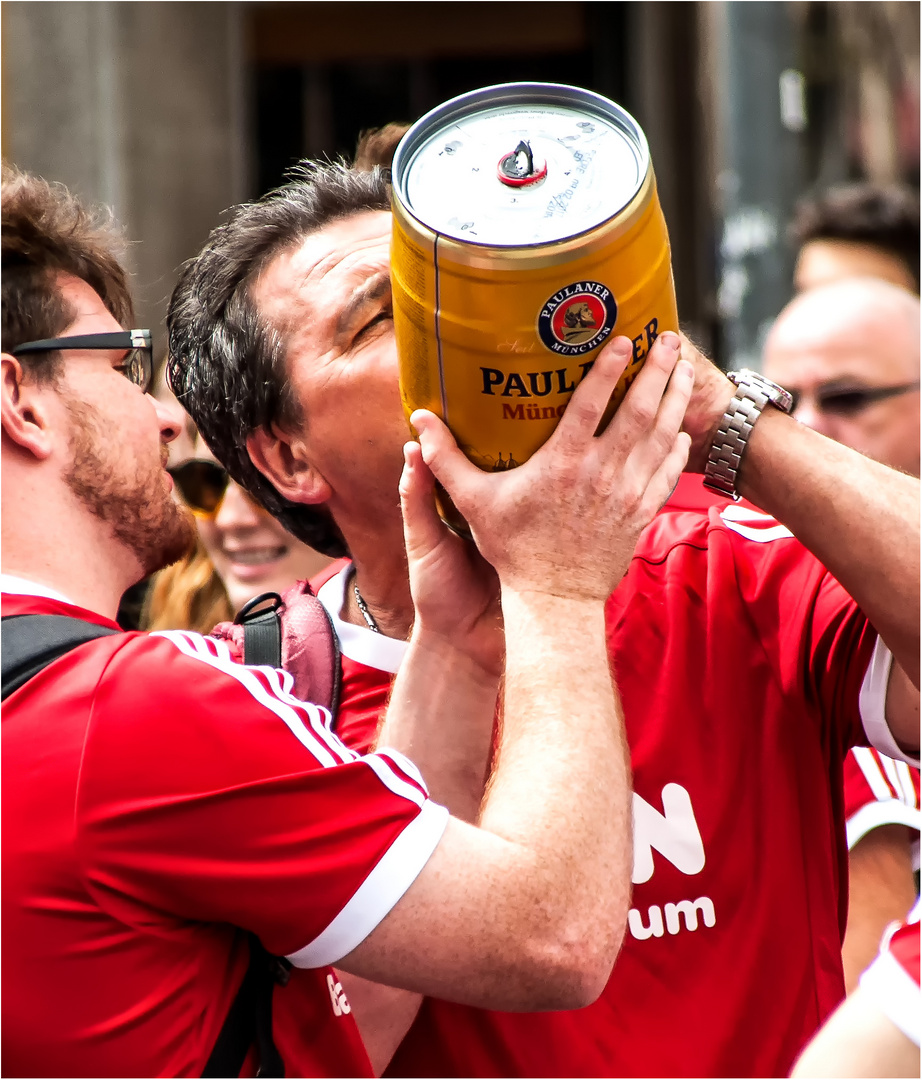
[246,423,333,506]
[1,354,54,460]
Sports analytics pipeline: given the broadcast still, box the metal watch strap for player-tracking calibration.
[703,369,793,501]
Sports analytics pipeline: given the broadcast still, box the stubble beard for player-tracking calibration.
[62,396,195,578]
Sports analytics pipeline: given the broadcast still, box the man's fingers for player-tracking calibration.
[614,355,693,511]
[657,430,692,497]
[548,337,633,453]
[411,409,483,502]
[635,356,695,459]
[399,440,447,559]
[602,330,683,447]
[640,431,692,518]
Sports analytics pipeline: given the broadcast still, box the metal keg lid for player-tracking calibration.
[393,83,650,248]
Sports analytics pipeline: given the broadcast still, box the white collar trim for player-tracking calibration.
[0,574,77,606]
[316,567,408,674]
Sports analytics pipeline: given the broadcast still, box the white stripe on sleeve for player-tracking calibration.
[719,506,794,542]
[852,746,895,802]
[152,628,430,803]
[375,747,429,792]
[902,760,922,812]
[152,629,354,767]
[286,798,450,968]
[362,752,428,808]
[879,753,908,805]
[893,759,919,809]
[846,799,922,851]
[859,638,919,766]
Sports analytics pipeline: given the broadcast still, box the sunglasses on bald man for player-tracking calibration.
[11,331,153,392]
[789,380,920,418]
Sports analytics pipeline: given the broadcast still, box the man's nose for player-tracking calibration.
[154,394,187,444]
[214,479,263,529]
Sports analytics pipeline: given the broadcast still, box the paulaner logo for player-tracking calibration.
[537,280,618,356]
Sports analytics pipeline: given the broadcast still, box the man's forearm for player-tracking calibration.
[378,633,499,823]
[335,335,687,1008]
[382,587,634,959]
[738,408,920,686]
[681,336,919,697]
[478,587,633,982]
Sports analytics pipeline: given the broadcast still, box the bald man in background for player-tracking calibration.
[764,278,919,476]
[764,277,921,995]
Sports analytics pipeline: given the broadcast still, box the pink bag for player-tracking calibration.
[210,580,341,713]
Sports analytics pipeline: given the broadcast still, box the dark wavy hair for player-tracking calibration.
[2,163,134,382]
[790,182,920,292]
[167,161,390,558]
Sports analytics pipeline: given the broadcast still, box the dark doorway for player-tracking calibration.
[249,1,629,195]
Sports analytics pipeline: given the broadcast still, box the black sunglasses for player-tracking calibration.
[169,458,262,520]
[790,380,920,418]
[11,330,153,392]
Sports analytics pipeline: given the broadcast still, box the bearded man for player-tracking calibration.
[168,161,920,1078]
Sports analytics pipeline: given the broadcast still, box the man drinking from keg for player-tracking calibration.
[168,159,920,1079]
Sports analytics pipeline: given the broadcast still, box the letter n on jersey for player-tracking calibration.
[632,784,706,884]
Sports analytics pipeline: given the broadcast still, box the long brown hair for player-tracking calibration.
[142,535,233,634]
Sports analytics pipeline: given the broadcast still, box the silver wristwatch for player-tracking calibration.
[703,369,793,500]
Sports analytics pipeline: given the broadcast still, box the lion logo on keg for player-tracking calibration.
[538,281,618,356]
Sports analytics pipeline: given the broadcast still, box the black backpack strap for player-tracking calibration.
[1,614,120,701]
[217,593,290,1077]
[202,934,290,1078]
[235,593,283,669]
[3,613,293,1077]
[252,936,290,1078]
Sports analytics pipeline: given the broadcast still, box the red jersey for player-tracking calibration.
[670,479,922,864]
[859,901,921,1046]
[312,483,914,1078]
[1,580,447,1078]
[844,748,920,867]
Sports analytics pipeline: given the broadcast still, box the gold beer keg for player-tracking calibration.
[391,82,678,525]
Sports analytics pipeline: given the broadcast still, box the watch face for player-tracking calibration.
[731,370,793,414]
[770,384,794,414]
[760,377,794,414]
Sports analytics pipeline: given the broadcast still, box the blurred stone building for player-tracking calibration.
[3,1,918,367]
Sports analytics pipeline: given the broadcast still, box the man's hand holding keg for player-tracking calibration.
[410,328,693,598]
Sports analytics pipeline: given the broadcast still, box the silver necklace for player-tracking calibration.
[352,572,380,633]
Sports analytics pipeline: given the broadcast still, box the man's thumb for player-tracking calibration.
[411,410,479,499]
[399,440,444,557]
